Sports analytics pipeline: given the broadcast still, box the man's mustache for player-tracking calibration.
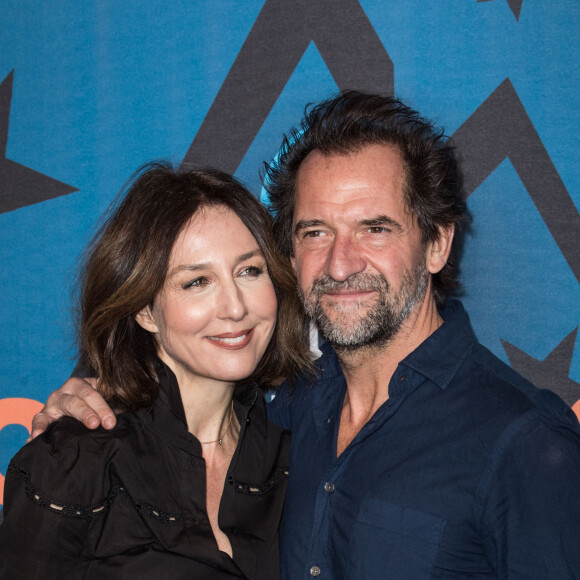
[309,273,388,296]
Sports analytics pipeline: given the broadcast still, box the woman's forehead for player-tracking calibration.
[170,206,261,267]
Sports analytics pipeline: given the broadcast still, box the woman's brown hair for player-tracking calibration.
[79,162,311,411]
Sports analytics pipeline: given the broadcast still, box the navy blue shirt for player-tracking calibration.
[267,300,580,579]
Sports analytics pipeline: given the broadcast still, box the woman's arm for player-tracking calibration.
[0,427,101,579]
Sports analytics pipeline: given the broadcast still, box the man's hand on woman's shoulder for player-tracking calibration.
[29,377,116,441]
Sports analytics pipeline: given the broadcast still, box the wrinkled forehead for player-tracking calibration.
[293,145,410,221]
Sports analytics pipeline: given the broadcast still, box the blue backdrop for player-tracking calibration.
[1,0,579,503]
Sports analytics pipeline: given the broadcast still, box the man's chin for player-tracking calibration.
[314,308,401,351]
[317,316,367,337]
[316,320,378,349]
[322,332,394,353]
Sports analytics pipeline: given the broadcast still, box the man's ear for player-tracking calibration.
[426,224,455,274]
[135,306,159,333]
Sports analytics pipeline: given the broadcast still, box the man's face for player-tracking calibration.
[291,144,435,350]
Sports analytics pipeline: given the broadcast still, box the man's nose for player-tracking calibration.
[325,234,366,281]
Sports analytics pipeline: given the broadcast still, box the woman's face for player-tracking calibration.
[137,205,278,388]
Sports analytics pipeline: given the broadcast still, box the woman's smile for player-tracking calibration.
[206,328,255,349]
[136,206,278,389]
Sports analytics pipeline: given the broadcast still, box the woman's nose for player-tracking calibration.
[216,282,248,321]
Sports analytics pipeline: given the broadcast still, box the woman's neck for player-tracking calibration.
[160,360,234,443]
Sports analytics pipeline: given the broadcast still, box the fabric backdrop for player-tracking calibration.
[1,0,579,504]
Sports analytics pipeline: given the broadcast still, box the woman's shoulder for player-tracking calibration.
[32,414,135,457]
[8,414,138,504]
[0,415,146,573]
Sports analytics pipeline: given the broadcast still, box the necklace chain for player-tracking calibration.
[199,401,234,446]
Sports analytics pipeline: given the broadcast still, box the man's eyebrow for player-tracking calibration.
[360,215,403,232]
[167,249,264,277]
[293,215,403,236]
[293,219,325,235]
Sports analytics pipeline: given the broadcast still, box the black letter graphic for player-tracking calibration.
[182,0,393,173]
[452,78,580,284]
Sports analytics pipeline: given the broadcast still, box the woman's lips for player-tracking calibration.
[206,328,254,349]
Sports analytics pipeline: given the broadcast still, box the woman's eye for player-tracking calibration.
[183,277,209,289]
[240,265,264,277]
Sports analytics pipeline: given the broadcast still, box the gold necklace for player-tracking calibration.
[199,401,234,446]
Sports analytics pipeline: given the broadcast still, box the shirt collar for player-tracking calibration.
[311,298,476,397]
[308,343,347,437]
[400,299,477,390]
[152,360,269,440]
[300,299,478,437]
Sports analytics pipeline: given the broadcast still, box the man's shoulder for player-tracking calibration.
[438,301,571,420]
[459,341,578,434]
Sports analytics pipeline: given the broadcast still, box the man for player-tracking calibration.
[30,91,580,578]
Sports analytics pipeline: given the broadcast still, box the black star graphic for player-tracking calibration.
[477,0,523,21]
[0,70,77,214]
[501,328,580,408]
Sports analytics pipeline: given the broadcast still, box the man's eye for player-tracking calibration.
[367,226,388,234]
[303,230,324,238]
[240,265,264,277]
[183,277,209,289]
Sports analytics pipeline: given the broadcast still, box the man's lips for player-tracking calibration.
[322,289,376,299]
[206,328,254,349]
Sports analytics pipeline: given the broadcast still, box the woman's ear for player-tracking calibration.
[426,224,455,275]
[135,306,159,333]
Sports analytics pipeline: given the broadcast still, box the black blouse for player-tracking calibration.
[0,364,290,579]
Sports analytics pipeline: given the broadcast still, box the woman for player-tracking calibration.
[0,163,311,579]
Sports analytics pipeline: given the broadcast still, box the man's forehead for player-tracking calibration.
[293,145,408,220]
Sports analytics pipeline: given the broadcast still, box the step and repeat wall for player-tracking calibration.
[1,0,579,503]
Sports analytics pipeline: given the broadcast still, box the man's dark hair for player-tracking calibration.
[264,90,467,306]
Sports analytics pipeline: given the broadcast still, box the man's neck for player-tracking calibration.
[335,294,442,456]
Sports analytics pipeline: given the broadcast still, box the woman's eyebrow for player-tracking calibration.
[167,263,208,277]
[236,249,263,263]
[167,249,264,278]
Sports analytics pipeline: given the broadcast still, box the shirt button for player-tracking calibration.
[310,565,321,576]
[324,482,335,493]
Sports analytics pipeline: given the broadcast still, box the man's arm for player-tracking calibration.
[29,376,116,440]
[481,414,580,577]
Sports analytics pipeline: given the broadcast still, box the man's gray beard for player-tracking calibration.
[299,265,429,351]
